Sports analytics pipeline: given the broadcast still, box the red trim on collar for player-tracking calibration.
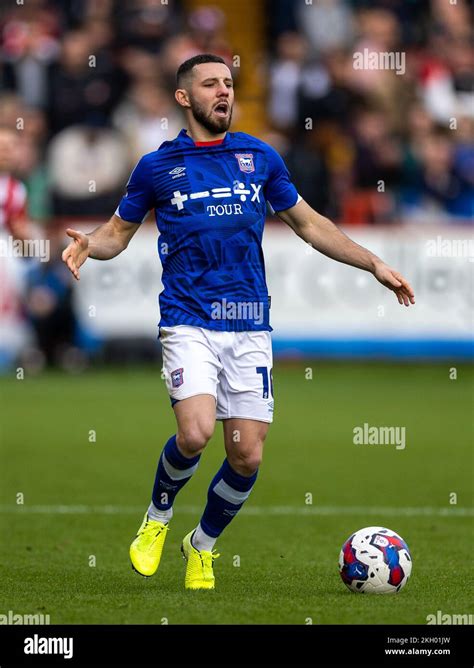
[194,138,225,146]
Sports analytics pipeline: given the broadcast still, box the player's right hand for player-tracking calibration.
[62,228,89,280]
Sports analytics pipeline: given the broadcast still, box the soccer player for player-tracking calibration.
[62,54,415,590]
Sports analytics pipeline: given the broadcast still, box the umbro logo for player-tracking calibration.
[169,166,186,179]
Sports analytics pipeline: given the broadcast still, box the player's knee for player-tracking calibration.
[229,448,263,476]
[177,430,207,456]
[177,423,213,456]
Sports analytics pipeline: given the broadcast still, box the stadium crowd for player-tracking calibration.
[1,0,473,225]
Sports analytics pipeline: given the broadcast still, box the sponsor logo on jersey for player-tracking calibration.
[235,153,255,173]
[206,203,243,217]
[169,166,186,179]
[171,368,184,388]
[170,184,262,210]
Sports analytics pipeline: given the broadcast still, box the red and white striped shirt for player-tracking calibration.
[0,174,27,235]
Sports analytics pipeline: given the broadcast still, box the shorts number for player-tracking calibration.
[256,366,273,399]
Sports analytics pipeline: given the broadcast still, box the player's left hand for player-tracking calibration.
[373,262,415,307]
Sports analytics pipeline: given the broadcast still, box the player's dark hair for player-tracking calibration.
[176,54,227,87]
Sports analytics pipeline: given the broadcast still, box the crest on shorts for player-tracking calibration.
[171,368,184,388]
[235,153,255,173]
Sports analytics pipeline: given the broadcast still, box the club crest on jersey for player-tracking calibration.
[235,153,255,173]
[171,368,184,388]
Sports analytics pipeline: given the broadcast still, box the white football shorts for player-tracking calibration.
[159,325,274,423]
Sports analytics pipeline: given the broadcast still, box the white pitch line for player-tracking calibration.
[0,505,472,517]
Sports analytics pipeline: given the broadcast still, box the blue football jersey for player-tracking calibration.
[116,129,300,331]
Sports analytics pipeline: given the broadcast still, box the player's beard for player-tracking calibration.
[189,97,233,134]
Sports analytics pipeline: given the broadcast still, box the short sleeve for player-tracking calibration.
[115,155,155,224]
[263,145,300,213]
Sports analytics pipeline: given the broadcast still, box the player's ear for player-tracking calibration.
[175,89,191,109]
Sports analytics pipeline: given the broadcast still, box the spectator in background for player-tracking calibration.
[186,6,232,61]
[113,82,183,163]
[349,0,428,46]
[0,93,24,131]
[0,97,51,223]
[296,0,354,54]
[15,133,51,223]
[263,129,330,215]
[266,0,298,42]
[117,47,160,86]
[402,126,474,221]
[352,107,402,190]
[159,6,234,88]
[453,116,474,195]
[46,29,124,134]
[48,0,115,30]
[342,107,403,224]
[1,6,60,109]
[48,120,129,216]
[115,0,174,53]
[350,7,413,131]
[430,0,471,41]
[297,48,363,130]
[404,102,435,145]
[292,48,363,218]
[268,32,309,131]
[420,31,473,125]
[23,230,87,371]
[83,16,116,54]
[413,1,473,181]
[0,0,60,107]
[0,126,31,241]
[159,35,203,89]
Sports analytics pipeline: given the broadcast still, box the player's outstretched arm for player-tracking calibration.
[277,199,415,307]
[62,214,140,281]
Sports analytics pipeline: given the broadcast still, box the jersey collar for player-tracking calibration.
[178,128,229,147]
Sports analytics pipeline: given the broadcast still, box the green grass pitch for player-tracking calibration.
[0,362,472,624]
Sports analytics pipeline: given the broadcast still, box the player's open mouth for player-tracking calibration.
[213,103,229,117]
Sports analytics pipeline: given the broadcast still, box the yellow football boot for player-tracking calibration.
[129,513,169,577]
[181,531,220,590]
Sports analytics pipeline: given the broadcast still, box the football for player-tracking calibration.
[339,526,412,594]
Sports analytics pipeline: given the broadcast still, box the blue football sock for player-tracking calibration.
[199,459,258,538]
[151,435,200,510]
